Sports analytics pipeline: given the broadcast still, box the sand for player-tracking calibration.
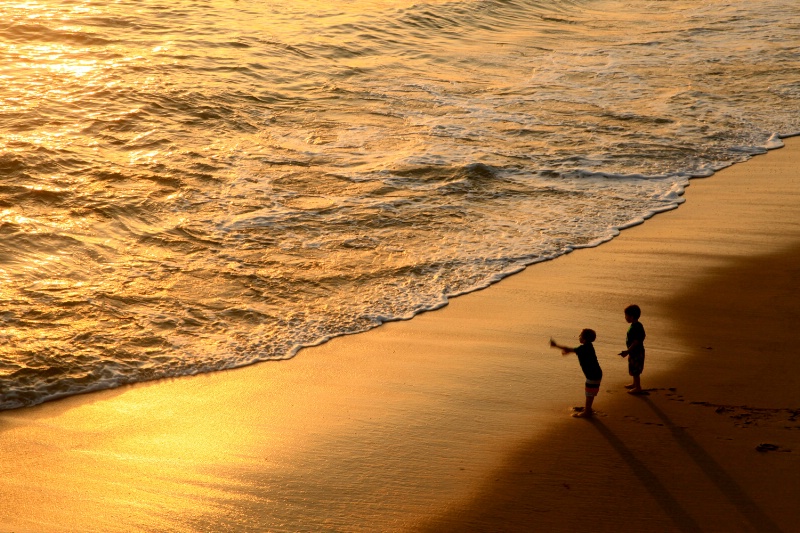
[1,138,799,532]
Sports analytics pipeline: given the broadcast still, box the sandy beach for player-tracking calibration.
[1,138,799,532]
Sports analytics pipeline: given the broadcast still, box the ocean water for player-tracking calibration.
[0,0,798,410]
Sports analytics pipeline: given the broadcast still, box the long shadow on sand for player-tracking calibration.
[637,396,783,533]
[589,417,703,533]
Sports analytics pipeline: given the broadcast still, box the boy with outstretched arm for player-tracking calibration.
[550,329,603,418]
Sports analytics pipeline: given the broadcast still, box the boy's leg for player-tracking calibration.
[574,396,594,418]
[628,375,642,394]
[574,380,599,417]
[626,353,644,392]
[625,356,636,388]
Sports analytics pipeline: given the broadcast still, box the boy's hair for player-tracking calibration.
[624,304,641,319]
[581,328,597,342]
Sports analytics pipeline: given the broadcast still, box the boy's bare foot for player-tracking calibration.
[624,383,636,389]
[627,388,644,395]
[572,410,593,418]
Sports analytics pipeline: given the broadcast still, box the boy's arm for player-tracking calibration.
[549,338,575,355]
[620,339,641,356]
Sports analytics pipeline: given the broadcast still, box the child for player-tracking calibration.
[619,304,646,394]
[550,329,603,418]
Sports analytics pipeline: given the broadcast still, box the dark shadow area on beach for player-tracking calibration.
[660,243,800,410]
[588,417,702,533]
[636,396,783,533]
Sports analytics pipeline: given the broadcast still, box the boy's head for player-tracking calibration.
[579,328,596,344]
[624,304,641,322]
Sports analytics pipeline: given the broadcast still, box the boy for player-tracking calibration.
[550,329,602,418]
[619,304,646,394]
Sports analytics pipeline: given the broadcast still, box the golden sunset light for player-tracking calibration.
[1,0,799,531]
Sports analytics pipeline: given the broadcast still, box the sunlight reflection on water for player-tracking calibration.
[0,0,798,410]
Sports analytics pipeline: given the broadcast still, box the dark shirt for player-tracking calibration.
[574,342,603,381]
[626,322,646,356]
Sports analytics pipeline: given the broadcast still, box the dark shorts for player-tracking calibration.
[628,350,645,376]
[584,379,601,397]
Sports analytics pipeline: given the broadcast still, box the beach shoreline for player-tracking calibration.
[1,138,799,532]
[418,137,800,532]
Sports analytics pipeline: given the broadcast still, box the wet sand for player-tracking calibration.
[1,139,799,532]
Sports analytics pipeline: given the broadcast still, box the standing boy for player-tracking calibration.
[550,329,603,418]
[619,304,646,394]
